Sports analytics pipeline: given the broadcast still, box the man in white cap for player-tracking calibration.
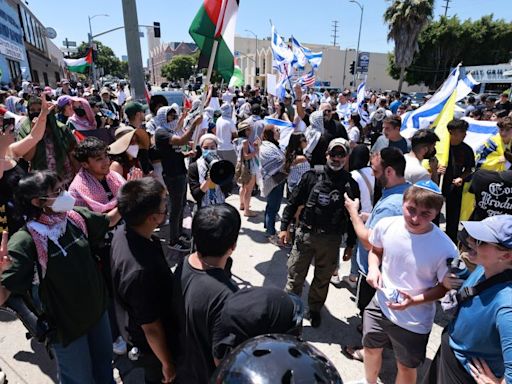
[279,138,359,328]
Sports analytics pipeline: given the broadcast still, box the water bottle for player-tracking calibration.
[128,346,140,361]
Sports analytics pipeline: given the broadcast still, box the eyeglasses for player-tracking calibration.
[40,187,64,200]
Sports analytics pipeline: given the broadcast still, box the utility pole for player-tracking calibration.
[442,0,451,17]
[331,20,339,47]
[122,0,145,101]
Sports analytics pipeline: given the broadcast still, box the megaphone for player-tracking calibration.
[204,153,235,186]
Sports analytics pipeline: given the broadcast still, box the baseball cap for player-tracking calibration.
[461,215,512,250]
[61,79,70,85]
[107,125,136,155]
[124,102,144,119]
[327,138,350,155]
[100,87,111,95]
[414,179,442,195]
[57,95,78,109]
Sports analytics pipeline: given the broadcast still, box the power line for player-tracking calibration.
[331,20,339,47]
[442,0,451,17]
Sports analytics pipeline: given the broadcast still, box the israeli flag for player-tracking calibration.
[357,78,370,126]
[461,117,499,152]
[271,25,295,70]
[456,73,479,102]
[290,36,323,69]
[265,117,295,150]
[401,65,461,138]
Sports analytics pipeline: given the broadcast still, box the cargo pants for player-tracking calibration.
[286,227,342,312]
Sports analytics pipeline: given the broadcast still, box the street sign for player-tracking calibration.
[62,40,76,47]
[357,52,370,73]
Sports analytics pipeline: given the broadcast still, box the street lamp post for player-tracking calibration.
[349,0,363,89]
[245,29,258,84]
[88,13,109,86]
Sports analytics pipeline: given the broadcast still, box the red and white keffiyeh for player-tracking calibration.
[68,168,126,213]
[26,211,88,278]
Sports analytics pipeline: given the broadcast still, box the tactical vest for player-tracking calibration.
[302,169,351,234]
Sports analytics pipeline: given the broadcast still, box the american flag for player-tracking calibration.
[299,70,316,87]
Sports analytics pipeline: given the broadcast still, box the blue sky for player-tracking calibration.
[29,0,512,64]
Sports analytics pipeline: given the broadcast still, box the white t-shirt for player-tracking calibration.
[404,154,430,184]
[347,126,360,144]
[350,167,375,213]
[215,116,236,151]
[369,216,456,334]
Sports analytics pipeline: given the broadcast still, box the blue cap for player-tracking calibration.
[461,215,512,249]
[414,179,442,195]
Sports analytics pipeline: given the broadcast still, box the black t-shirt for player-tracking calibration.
[469,170,512,220]
[0,163,26,236]
[154,127,187,177]
[442,142,475,195]
[112,227,183,356]
[324,119,348,141]
[175,256,238,384]
[496,100,512,114]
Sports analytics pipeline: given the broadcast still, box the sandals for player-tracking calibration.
[341,345,365,362]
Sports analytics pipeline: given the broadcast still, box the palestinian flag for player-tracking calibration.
[228,58,244,87]
[189,0,239,82]
[63,49,93,73]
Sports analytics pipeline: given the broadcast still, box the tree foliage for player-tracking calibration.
[73,41,128,79]
[161,55,197,81]
[388,15,512,89]
[384,0,434,91]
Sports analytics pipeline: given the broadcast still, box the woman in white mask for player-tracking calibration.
[188,134,233,208]
[108,125,144,179]
[0,170,120,384]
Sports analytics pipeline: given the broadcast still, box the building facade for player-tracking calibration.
[149,41,197,86]
[0,0,30,86]
[235,36,428,93]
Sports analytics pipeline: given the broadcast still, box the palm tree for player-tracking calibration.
[384,0,434,92]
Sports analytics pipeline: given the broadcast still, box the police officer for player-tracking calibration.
[279,138,359,328]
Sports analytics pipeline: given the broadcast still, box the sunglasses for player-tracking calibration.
[328,151,347,158]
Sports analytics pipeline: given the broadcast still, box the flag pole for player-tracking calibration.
[268,19,296,101]
[201,39,220,113]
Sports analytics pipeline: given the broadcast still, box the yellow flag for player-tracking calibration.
[432,90,458,167]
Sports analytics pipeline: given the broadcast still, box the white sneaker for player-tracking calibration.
[330,274,342,286]
[0,371,6,384]
[113,336,127,355]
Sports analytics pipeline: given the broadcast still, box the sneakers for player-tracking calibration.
[342,275,358,289]
[0,370,5,384]
[168,239,191,252]
[267,234,284,247]
[113,336,127,355]
[306,310,321,328]
[330,274,342,287]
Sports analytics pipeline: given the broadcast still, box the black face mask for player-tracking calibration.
[74,107,86,117]
[29,112,40,121]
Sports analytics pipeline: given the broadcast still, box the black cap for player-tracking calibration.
[213,287,302,360]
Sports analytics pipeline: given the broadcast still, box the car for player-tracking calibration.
[151,90,190,108]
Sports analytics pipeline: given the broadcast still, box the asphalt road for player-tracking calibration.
[0,193,449,383]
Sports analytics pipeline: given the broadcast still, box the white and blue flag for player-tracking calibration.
[461,117,499,152]
[271,25,295,70]
[357,78,370,126]
[456,73,479,102]
[290,36,323,70]
[401,65,461,138]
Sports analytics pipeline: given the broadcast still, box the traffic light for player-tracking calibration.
[349,61,355,75]
[153,22,161,38]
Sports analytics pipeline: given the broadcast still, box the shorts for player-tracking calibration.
[362,299,429,368]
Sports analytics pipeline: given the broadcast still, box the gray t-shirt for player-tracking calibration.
[371,135,411,155]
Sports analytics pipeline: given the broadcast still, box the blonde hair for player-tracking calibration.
[403,185,444,212]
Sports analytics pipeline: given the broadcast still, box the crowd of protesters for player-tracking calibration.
[0,78,510,384]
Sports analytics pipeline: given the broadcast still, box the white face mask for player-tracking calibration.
[51,191,76,213]
[126,144,139,158]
